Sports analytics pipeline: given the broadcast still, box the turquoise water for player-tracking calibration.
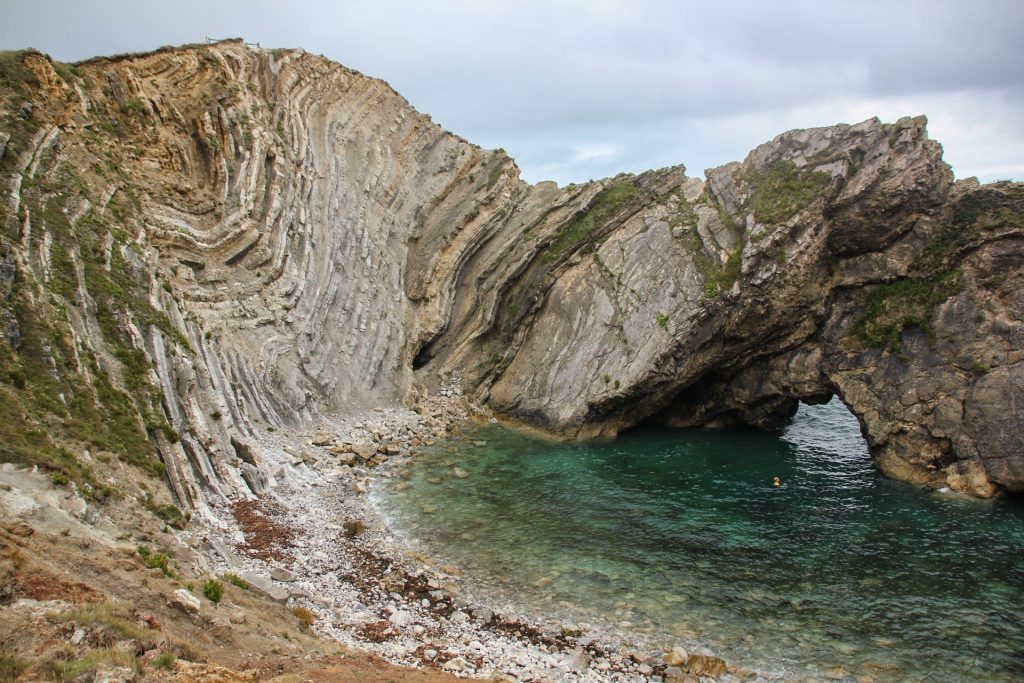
[375,400,1024,681]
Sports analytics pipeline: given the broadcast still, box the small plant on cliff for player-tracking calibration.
[668,199,698,229]
[486,164,504,189]
[202,579,224,604]
[51,471,69,487]
[656,312,669,329]
[122,97,145,116]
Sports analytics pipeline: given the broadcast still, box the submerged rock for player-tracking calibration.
[664,646,689,667]
[687,653,727,676]
[563,648,591,673]
[343,519,366,536]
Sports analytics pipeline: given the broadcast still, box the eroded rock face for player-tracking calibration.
[0,41,1020,503]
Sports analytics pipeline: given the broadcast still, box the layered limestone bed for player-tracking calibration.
[1,38,1022,532]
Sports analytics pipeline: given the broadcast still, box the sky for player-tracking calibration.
[2,0,1022,185]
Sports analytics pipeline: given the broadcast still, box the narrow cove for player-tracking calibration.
[374,400,1024,682]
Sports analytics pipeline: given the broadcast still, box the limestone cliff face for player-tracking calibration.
[0,41,1021,508]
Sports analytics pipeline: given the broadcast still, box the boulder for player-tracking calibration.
[237,572,289,603]
[351,444,377,460]
[388,610,412,627]
[239,462,266,496]
[230,435,259,466]
[169,588,200,614]
[94,664,137,683]
[442,657,467,673]
[270,567,296,582]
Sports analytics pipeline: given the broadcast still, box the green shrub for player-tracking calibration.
[122,98,145,115]
[47,648,140,680]
[153,503,186,529]
[224,573,249,590]
[0,653,28,680]
[137,546,175,577]
[655,313,669,329]
[51,471,69,486]
[151,652,176,670]
[203,579,224,604]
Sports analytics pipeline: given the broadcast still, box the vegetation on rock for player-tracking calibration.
[747,159,831,224]
[542,177,638,263]
[852,184,1023,351]
[203,578,224,604]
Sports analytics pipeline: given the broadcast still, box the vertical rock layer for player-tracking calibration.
[0,40,1020,505]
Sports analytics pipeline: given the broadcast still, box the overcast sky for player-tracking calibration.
[2,0,1022,184]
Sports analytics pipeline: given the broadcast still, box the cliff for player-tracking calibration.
[1,40,1021,508]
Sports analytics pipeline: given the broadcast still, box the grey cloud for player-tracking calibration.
[1,0,1021,184]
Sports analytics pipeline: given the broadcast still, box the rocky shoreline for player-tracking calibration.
[194,392,756,683]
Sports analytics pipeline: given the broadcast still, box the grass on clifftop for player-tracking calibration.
[747,160,831,225]
[542,177,638,263]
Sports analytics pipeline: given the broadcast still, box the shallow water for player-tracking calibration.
[375,400,1024,681]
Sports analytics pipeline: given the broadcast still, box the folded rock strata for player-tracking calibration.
[0,40,1020,507]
